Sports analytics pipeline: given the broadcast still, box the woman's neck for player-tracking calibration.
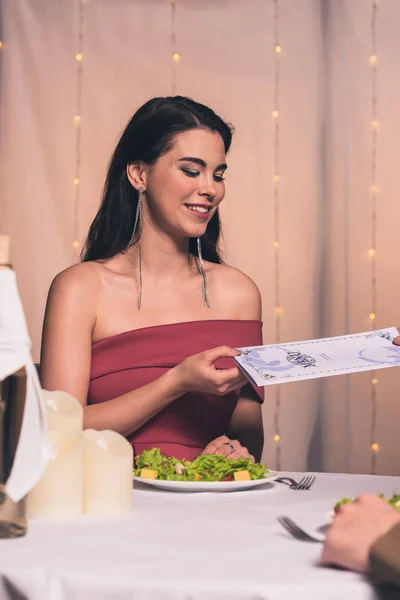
[124,220,194,281]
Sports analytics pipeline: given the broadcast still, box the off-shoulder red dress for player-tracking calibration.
[88,320,263,461]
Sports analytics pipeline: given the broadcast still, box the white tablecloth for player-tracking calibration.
[0,472,399,600]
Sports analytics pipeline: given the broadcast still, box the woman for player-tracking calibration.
[40,96,264,462]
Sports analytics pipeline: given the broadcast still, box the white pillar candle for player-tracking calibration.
[27,431,83,519]
[83,429,133,517]
[42,390,83,435]
[26,391,83,519]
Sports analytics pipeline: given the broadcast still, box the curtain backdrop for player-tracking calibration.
[1,0,399,474]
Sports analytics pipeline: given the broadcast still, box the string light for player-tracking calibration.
[170,0,179,93]
[72,0,85,258]
[369,0,379,475]
[0,41,3,49]
[272,0,282,470]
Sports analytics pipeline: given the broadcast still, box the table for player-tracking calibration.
[0,472,399,600]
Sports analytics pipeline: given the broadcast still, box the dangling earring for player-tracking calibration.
[126,188,144,310]
[197,237,210,308]
[137,190,143,311]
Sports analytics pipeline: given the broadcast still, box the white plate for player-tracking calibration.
[133,470,280,493]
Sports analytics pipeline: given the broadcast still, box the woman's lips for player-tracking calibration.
[184,204,212,219]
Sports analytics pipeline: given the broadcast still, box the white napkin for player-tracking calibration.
[0,269,51,502]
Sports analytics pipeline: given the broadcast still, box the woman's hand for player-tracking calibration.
[173,346,248,396]
[201,435,255,462]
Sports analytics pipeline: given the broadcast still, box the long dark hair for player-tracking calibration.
[81,96,233,264]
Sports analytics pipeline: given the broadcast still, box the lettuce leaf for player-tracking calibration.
[134,448,268,482]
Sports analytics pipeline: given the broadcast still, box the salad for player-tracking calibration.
[335,493,400,510]
[134,448,268,482]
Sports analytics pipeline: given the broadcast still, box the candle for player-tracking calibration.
[27,431,83,519]
[0,234,10,265]
[26,391,83,519]
[83,429,133,517]
[43,390,83,435]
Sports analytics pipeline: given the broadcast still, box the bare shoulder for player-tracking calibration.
[208,263,262,320]
[41,262,107,351]
[45,262,106,329]
[49,261,103,299]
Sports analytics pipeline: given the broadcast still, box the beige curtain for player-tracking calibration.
[1,0,399,474]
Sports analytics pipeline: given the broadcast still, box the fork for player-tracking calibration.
[277,515,325,543]
[293,475,316,490]
[276,475,316,490]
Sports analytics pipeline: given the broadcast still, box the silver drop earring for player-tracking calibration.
[197,237,210,308]
[127,189,143,310]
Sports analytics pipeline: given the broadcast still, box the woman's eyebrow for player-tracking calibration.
[178,157,227,170]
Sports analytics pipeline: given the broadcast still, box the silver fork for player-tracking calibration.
[293,475,316,490]
[276,475,316,490]
[277,515,325,543]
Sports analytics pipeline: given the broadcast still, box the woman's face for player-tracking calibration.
[134,128,227,240]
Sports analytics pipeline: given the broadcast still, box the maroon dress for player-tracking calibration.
[88,319,263,461]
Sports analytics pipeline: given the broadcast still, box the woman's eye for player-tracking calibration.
[181,168,225,182]
[181,168,199,178]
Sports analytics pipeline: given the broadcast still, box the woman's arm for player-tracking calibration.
[40,264,184,435]
[227,386,264,462]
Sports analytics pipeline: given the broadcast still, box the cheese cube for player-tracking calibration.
[194,473,202,481]
[234,470,251,481]
[140,469,158,479]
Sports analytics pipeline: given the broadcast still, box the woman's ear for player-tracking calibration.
[127,163,147,191]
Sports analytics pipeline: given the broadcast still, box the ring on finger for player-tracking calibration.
[225,442,235,453]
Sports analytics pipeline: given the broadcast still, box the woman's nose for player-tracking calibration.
[198,178,217,199]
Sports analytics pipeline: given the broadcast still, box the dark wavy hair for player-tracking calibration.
[81,96,233,264]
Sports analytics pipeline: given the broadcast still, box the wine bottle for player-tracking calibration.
[0,235,27,537]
